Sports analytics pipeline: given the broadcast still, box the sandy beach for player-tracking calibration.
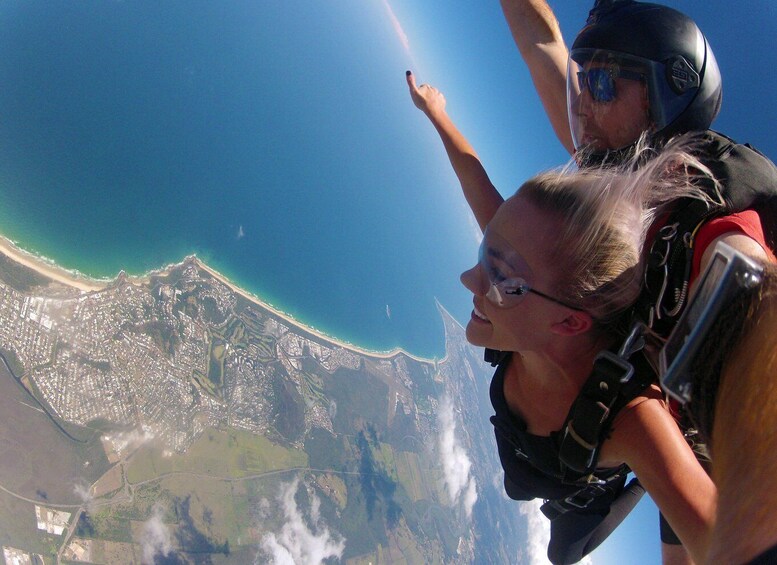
[0,235,436,363]
[0,236,107,293]
[194,260,436,363]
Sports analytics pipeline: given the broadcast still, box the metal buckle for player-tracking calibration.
[647,222,680,325]
[564,484,607,509]
[593,350,635,385]
[617,321,646,360]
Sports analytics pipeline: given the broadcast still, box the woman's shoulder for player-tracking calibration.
[599,384,673,465]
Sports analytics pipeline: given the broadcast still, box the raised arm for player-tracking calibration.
[499,0,574,154]
[406,71,503,231]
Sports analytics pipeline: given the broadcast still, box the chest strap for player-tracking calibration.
[540,483,610,519]
[539,473,631,519]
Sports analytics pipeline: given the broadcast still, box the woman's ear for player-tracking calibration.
[550,310,594,336]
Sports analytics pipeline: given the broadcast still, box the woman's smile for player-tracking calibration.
[471,303,490,323]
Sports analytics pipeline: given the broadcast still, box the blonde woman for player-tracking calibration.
[461,153,718,564]
[404,71,750,562]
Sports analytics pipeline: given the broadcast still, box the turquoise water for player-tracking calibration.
[0,1,478,359]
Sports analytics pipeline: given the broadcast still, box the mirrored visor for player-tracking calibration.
[567,48,699,154]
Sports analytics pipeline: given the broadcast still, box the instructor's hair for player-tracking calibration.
[517,133,719,328]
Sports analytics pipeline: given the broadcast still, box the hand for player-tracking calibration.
[406,70,446,119]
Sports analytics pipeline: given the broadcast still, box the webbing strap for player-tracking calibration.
[540,483,609,520]
[559,351,634,475]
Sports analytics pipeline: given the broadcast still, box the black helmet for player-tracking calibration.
[568,0,722,151]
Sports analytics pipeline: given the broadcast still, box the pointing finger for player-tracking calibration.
[406,70,418,93]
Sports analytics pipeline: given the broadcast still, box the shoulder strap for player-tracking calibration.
[558,323,653,476]
[639,131,777,336]
[558,351,634,475]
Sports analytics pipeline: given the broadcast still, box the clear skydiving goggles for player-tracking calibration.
[478,228,583,311]
[659,241,763,408]
[567,48,704,152]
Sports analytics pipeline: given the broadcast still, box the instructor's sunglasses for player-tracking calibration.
[576,67,645,103]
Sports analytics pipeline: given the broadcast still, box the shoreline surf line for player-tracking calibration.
[194,258,438,363]
[0,235,108,293]
[0,235,440,363]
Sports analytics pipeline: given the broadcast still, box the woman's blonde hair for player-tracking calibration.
[517,134,720,327]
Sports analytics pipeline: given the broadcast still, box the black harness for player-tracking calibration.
[493,130,777,484]
[639,130,777,337]
[486,342,651,517]
[558,323,652,475]
[561,131,777,475]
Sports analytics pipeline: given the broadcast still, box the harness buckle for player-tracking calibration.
[564,484,607,509]
[594,350,635,384]
[559,351,635,473]
[540,483,611,519]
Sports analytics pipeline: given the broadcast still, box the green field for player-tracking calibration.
[127,427,307,484]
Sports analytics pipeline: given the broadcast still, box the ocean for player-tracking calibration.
[0,1,479,360]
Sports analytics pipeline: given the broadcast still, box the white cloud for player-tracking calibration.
[492,470,507,496]
[328,399,337,420]
[140,503,173,564]
[259,479,345,565]
[518,501,593,565]
[519,500,550,565]
[462,479,478,518]
[255,497,272,520]
[72,481,101,516]
[103,428,155,459]
[73,482,92,504]
[437,397,478,518]
[237,225,245,240]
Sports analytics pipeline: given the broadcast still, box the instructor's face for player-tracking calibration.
[570,64,652,152]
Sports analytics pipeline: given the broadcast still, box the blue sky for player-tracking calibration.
[386,1,777,563]
[0,0,777,563]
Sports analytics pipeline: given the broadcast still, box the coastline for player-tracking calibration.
[0,236,437,364]
[193,260,437,363]
[0,236,108,293]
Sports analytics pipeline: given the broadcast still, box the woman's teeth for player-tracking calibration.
[473,306,489,321]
